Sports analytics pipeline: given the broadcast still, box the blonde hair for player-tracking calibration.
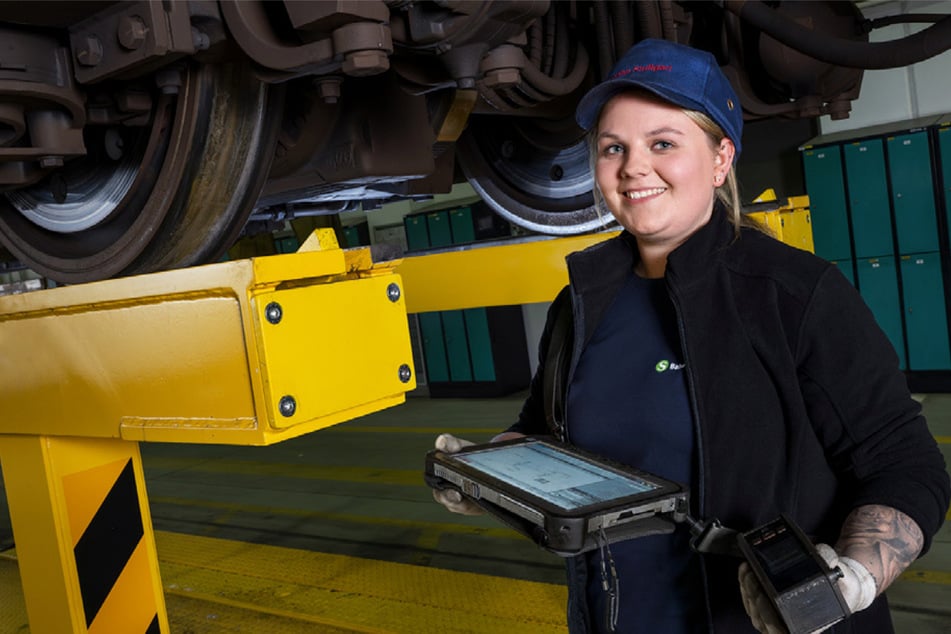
[587,90,763,237]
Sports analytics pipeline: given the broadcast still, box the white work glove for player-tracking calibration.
[431,433,484,516]
[739,543,877,634]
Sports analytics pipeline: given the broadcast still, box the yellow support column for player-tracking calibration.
[0,436,167,633]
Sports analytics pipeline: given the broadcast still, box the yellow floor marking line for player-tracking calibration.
[935,435,950,444]
[156,531,568,634]
[165,586,399,634]
[899,568,951,586]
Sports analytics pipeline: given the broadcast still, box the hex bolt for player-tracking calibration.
[265,302,283,324]
[398,364,412,383]
[118,15,148,51]
[386,283,401,303]
[279,395,297,417]
[155,67,183,95]
[314,77,342,104]
[341,50,389,77]
[75,35,104,67]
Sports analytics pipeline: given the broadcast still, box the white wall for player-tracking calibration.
[819,0,951,134]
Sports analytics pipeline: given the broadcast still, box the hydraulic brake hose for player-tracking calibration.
[719,0,951,69]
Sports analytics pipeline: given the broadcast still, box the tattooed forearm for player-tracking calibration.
[835,505,924,595]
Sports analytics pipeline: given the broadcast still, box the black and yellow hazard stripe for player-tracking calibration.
[63,457,160,633]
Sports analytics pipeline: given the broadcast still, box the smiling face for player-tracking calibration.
[594,90,735,270]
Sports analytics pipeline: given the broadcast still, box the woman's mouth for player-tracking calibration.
[624,187,666,200]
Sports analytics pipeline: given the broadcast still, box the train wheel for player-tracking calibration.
[0,62,281,284]
[456,115,611,235]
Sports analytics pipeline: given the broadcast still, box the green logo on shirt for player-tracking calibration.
[655,359,685,372]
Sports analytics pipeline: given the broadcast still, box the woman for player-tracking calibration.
[433,38,949,633]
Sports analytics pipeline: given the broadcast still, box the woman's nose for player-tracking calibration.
[620,148,649,178]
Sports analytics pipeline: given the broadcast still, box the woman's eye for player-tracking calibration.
[601,143,623,156]
[653,140,674,150]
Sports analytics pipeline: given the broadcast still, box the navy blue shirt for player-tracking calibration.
[567,271,704,633]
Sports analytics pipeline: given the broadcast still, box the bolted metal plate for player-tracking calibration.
[254,273,415,431]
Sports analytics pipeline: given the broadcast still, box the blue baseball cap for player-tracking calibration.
[576,38,743,157]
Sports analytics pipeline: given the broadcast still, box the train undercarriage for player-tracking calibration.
[1,0,949,283]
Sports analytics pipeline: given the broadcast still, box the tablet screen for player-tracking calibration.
[453,441,659,511]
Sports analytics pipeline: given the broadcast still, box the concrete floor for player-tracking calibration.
[1,391,949,632]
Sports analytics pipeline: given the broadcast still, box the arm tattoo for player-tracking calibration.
[835,505,924,595]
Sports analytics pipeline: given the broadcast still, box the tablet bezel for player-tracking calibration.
[426,436,686,521]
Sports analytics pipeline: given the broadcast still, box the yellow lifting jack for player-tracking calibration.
[0,229,416,633]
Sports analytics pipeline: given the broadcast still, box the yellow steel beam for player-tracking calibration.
[0,230,416,446]
[394,231,619,313]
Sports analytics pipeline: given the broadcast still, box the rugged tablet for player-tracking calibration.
[425,436,689,556]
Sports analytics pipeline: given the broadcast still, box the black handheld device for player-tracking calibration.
[425,436,688,556]
[737,515,850,634]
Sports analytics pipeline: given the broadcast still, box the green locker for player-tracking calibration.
[441,310,473,381]
[450,208,495,379]
[407,214,448,383]
[856,257,906,370]
[464,308,496,381]
[426,210,453,247]
[404,206,529,395]
[429,209,472,380]
[404,215,429,251]
[900,252,951,370]
[887,131,938,254]
[418,313,450,382]
[939,125,951,245]
[342,226,361,248]
[831,259,855,287]
[802,145,851,261]
[449,207,476,243]
[844,140,893,258]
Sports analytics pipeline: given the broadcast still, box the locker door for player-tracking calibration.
[856,257,907,370]
[900,252,951,370]
[426,211,453,247]
[441,310,473,381]
[844,140,893,258]
[939,127,951,244]
[449,207,476,243]
[427,209,470,381]
[831,259,856,287]
[888,131,938,254]
[418,313,450,382]
[464,308,496,381]
[404,215,429,251]
[802,145,852,261]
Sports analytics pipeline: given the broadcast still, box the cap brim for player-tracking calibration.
[575,78,706,131]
